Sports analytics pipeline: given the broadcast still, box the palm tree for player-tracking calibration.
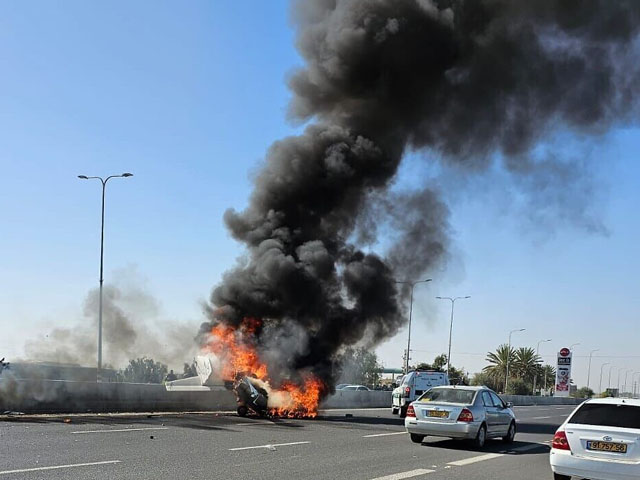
[483,344,515,390]
[512,347,542,385]
[541,364,556,393]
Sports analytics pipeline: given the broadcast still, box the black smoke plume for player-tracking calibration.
[201,0,640,390]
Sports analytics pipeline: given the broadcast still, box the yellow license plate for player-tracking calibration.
[427,410,448,418]
[587,441,627,453]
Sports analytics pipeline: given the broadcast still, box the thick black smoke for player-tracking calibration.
[202,0,640,389]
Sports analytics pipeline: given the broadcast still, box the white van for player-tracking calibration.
[391,370,449,417]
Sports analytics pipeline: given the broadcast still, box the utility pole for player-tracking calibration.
[435,296,470,378]
[505,328,525,393]
[396,279,432,374]
[586,349,599,392]
[533,339,552,395]
[78,173,133,381]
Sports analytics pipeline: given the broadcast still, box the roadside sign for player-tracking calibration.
[555,348,572,397]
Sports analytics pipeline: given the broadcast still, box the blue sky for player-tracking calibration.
[1,1,638,391]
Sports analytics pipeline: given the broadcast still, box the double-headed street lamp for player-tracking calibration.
[78,173,133,380]
[532,339,552,395]
[396,279,432,374]
[435,295,470,377]
[505,328,526,393]
[599,362,610,394]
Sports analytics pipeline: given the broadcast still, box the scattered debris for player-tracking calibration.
[63,418,72,424]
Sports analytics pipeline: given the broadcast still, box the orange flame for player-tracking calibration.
[204,317,324,417]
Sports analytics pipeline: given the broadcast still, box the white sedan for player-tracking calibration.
[550,397,640,480]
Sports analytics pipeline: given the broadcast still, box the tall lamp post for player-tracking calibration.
[505,328,526,393]
[608,365,615,390]
[78,173,133,380]
[618,368,629,395]
[624,370,631,396]
[586,349,599,392]
[532,339,552,395]
[435,295,470,378]
[396,279,432,374]
[599,362,610,394]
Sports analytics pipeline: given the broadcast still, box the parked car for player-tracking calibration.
[550,397,640,480]
[335,384,350,390]
[340,385,370,391]
[392,370,449,417]
[404,385,516,448]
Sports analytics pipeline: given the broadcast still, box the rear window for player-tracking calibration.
[418,388,475,404]
[569,403,640,429]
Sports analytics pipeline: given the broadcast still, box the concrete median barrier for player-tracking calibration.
[1,378,584,414]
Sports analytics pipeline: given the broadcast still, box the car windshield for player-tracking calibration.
[569,403,640,429]
[418,388,475,404]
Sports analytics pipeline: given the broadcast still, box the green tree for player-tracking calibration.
[120,357,168,384]
[183,361,197,378]
[339,348,382,387]
[506,378,530,395]
[541,365,556,392]
[470,371,501,392]
[575,387,594,398]
[432,354,448,371]
[483,344,515,389]
[512,347,541,386]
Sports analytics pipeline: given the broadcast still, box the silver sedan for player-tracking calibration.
[404,386,517,448]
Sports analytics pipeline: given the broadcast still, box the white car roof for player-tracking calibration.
[582,397,640,407]
[431,385,485,391]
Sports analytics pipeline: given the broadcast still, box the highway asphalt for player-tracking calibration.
[0,404,578,480]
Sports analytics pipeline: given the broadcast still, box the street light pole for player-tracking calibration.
[78,173,133,381]
[586,349,599,392]
[599,362,610,394]
[608,365,615,390]
[396,279,432,374]
[505,328,526,393]
[624,370,630,396]
[617,368,626,394]
[533,339,552,395]
[436,295,470,378]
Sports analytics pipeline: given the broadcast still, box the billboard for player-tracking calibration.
[555,347,572,397]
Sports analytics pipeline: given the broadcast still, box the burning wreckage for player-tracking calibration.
[167,319,325,418]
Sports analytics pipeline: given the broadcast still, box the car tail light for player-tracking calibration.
[406,404,416,417]
[404,386,411,397]
[457,408,474,422]
[552,430,571,451]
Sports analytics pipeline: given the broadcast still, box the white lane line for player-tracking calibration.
[363,431,407,438]
[448,453,503,466]
[71,427,168,434]
[0,460,121,475]
[529,416,553,420]
[370,469,435,480]
[229,441,310,451]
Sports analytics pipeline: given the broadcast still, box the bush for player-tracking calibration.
[575,387,594,398]
[505,378,530,395]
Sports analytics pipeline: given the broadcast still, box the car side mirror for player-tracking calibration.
[505,402,513,409]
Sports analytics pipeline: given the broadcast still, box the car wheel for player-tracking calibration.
[502,421,516,443]
[553,474,571,480]
[472,424,487,449]
[391,407,399,415]
[410,433,425,444]
[237,405,248,417]
[399,405,408,418]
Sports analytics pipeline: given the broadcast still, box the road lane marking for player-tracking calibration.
[370,469,435,480]
[529,416,553,420]
[448,442,547,467]
[363,432,407,438]
[0,460,121,475]
[229,441,310,451]
[448,453,503,466]
[71,427,168,434]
